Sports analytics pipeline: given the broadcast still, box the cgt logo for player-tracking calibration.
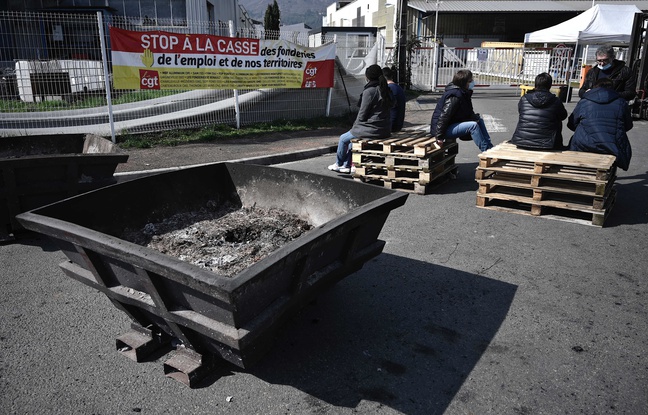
[139,69,160,89]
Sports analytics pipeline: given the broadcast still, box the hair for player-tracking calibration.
[593,78,614,89]
[365,64,383,81]
[595,45,615,60]
[365,64,395,108]
[452,69,473,89]
[382,66,396,81]
[534,72,553,90]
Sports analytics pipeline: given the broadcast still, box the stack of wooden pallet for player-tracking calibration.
[475,141,617,226]
[351,130,458,195]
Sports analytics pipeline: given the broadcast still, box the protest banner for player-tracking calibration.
[109,26,336,90]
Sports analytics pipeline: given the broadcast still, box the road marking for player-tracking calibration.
[483,114,507,132]
[412,114,507,133]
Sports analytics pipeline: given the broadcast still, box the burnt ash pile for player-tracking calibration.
[122,201,312,277]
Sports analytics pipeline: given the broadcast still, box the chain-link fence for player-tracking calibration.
[0,11,375,138]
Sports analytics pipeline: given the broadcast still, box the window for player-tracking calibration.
[108,0,187,26]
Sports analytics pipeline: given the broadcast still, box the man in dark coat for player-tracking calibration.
[568,78,633,170]
[382,66,406,132]
[579,45,636,102]
[430,69,493,151]
[511,72,568,150]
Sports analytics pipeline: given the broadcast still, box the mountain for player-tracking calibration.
[239,0,331,30]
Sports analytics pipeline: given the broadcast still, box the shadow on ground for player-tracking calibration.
[225,253,518,414]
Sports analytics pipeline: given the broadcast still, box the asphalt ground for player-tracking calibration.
[2,90,648,415]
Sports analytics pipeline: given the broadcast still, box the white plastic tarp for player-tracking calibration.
[524,4,641,44]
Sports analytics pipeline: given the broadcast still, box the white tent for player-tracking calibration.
[524,4,642,45]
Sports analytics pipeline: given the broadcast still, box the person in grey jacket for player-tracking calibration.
[328,64,394,173]
[511,72,568,150]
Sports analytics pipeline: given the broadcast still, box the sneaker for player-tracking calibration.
[338,166,351,174]
[350,165,356,174]
[328,163,341,171]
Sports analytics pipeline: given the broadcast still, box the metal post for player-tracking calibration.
[229,20,241,129]
[326,87,332,117]
[431,0,440,92]
[96,11,116,143]
[566,40,580,103]
[397,0,408,87]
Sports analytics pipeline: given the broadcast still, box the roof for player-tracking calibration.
[408,1,648,13]
[524,3,642,44]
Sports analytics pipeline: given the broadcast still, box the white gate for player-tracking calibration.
[410,46,577,91]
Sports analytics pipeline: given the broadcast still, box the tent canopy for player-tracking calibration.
[524,4,642,44]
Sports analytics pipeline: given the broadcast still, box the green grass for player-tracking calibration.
[0,89,179,112]
[117,115,354,149]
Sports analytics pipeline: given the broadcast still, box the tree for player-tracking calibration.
[405,35,422,90]
[264,0,281,40]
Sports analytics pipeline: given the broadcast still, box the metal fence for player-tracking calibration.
[0,11,372,138]
[3,10,627,138]
[410,44,628,91]
[410,45,577,90]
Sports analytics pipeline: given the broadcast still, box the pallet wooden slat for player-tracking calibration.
[354,163,458,195]
[352,130,443,157]
[476,171,615,197]
[355,156,456,184]
[353,142,458,171]
[476,189,616,227]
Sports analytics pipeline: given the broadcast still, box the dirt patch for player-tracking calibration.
[122,201,312,277]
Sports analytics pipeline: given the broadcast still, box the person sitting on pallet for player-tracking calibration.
[511,72,568,150]
[429,69,494,152]
[328,64,394,174]
[568,78,633,170]
[382,66,406,132]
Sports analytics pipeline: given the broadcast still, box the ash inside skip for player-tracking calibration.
[122,201,312,277]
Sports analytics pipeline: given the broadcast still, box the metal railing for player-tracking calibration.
[409,45,627,91]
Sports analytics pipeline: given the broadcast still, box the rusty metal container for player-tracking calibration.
[1,134,128,240]
[16,162,407,386]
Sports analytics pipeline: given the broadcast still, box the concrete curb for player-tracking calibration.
[114,144,337,182]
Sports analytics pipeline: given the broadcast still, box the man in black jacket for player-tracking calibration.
[430,69,493,151]
[579,45,636,101]
[511,72,568,150]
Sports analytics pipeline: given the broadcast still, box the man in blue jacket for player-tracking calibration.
[568,78,633,170]
[382,66,406,132]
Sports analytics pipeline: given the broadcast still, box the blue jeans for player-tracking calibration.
[445,118,493,152]
[336,130,355,167]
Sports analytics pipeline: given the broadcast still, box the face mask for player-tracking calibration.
[598,62,612,71]
[468,81,475,90]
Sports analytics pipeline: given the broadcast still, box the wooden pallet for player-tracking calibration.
[354,155,456,183]
[351,130,441,157]
[475,141,618,226]
[477,141,617,182]
[476,188,616,227]
[354,163,458,195]
[476,171,616,198]
[353,142,458,171]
